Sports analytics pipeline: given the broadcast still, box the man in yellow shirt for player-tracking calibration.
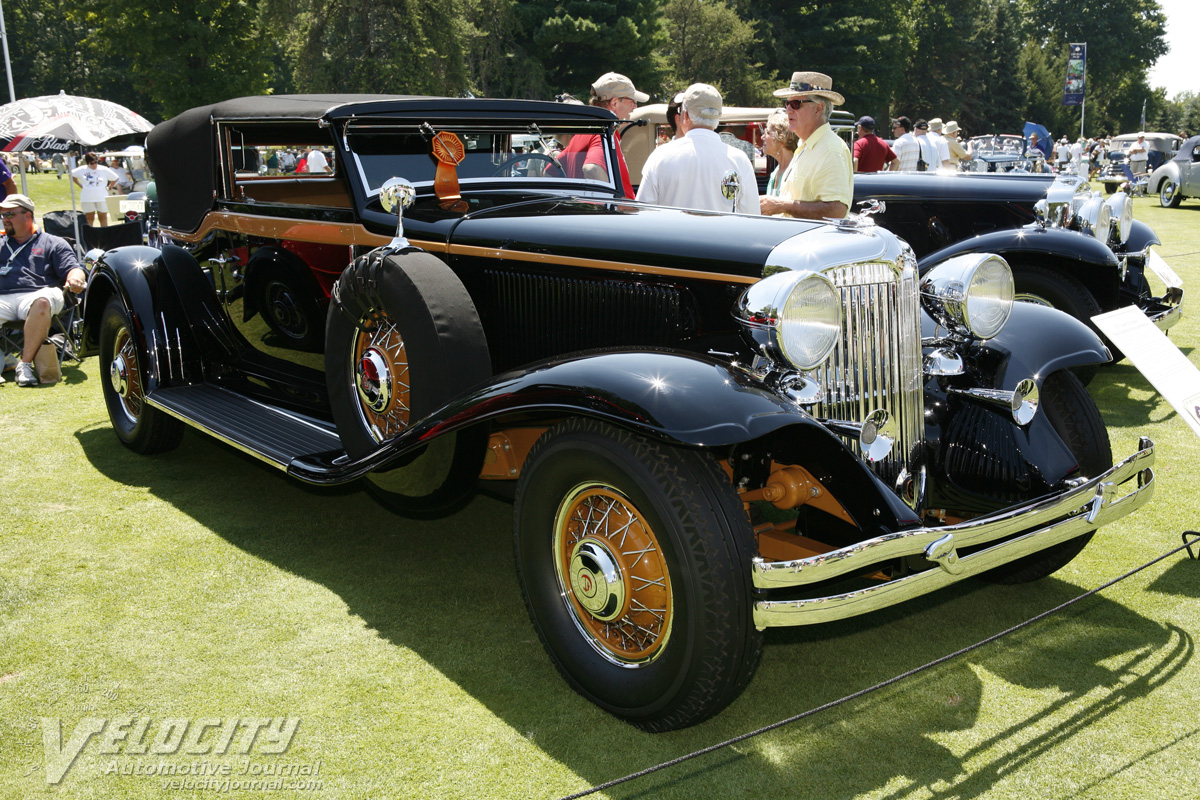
[759,71,852,220]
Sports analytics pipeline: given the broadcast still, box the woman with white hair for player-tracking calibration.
[763,109,799,196]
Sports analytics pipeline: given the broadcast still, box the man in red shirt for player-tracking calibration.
[558,72,647,197]
[852,116,896,173]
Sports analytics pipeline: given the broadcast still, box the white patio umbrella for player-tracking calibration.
[0,91,154,248]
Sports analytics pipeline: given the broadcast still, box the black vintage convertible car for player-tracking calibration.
[80,95,1155,732]
[852,171,1183,345]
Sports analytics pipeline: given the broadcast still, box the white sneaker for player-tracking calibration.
[15,361,37,387]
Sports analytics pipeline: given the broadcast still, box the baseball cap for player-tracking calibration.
[0,193,34,212]
[681,83,722,125]
[591,72,649,103]
[855,116,876,129]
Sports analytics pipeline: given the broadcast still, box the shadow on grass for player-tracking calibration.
[75,426,1193,799]
[1090,360,1184,428]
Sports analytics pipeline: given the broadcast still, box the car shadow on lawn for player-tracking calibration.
[76,426,1193,800]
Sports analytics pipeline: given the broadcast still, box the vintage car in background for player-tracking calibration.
[1147,134,1200,208]
[81,95,1155,732]
[852,171,1184,352]
[1095,132,1182,193]
[966,134,1041,173]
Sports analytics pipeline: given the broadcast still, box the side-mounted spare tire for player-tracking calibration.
[326,249,492,516]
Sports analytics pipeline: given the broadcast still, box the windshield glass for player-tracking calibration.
[345,122,618,195]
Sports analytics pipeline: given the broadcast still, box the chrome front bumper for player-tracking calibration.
[751,439,1155,629]
[1142,249,1184,333]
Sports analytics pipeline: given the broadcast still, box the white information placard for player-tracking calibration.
[1145,249,1183,290]
[1093,306,1200,437]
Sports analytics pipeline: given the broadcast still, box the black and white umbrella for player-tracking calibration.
[0,92,153,153]
[0,92,154,248]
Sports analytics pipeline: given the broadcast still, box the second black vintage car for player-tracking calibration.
[81,95,1155,731]
[852,171,1184,348]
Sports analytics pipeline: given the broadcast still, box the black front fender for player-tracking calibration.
[960,302,1110,389]
[289,349,920,528]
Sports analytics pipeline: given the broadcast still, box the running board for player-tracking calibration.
[147,384,344,470]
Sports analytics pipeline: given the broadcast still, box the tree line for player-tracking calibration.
[5,0,1198,140]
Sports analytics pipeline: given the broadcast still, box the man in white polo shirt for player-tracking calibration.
[636,83,759,214]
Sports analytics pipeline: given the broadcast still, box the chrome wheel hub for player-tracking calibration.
[356,347,393,413]
[109,353,129,397]
[568,539,626,622]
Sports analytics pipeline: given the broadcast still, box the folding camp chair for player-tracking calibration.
[0,287,87,384]
[1118,163,1149,197]
[81,219,144,251]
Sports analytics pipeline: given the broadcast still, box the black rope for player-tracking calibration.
[555,537,1195,800]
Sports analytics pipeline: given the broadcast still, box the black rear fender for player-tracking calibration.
[83,245,233,391]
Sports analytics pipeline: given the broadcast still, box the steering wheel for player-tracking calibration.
[492,152,563,177]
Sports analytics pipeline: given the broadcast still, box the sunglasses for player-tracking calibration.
[1,210,27,218]
[783,98,816,110]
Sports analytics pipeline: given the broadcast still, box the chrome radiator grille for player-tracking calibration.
[809,261,924,485]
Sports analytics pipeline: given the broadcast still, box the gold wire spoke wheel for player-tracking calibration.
[109,325,144,423]
[352,312,411,442]
[553,483,673,665]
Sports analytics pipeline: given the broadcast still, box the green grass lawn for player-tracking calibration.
[3,196,1200,799]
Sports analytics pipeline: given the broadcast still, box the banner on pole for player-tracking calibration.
[1062,43,1086,106]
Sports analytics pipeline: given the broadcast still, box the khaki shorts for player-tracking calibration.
[0,286,66,321]
[82,199,107,214]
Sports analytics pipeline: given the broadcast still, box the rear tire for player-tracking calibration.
[1159,178,1182,208]
[99,298,184,454]
[514,418,762,731]
[983,370,1111,584]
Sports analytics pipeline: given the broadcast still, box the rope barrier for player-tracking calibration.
[555,535,1196,800]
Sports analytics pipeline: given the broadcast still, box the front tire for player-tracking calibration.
[1160,178,1182,208]
[99,298,184,454]
[983,370,1111,584]
[514,418,762,731]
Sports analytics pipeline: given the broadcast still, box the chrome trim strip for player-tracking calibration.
[752,442,1154,591]
[753,445,1154,628]
[1148,297,1183,332]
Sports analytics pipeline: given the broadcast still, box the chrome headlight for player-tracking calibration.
[920,254,1014,339]
[736,270,842,370]
[1105,192,1133,244]
[1075,195,1111,241]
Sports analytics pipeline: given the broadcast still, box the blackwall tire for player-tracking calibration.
[1011,264,1105,383]
[326,249,491,516]
[514,418,763,731]
[983,370,1112,585]
[259,263,326,351]
[99,297,184,454]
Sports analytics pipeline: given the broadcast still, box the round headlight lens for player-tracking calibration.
[1105,192,1133,243]
[964,256,1014,338]
[921,253,1014,340]
[1075,195,1111,241]
[777,274,842,371]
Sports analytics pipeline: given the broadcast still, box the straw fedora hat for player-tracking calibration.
[772,71,845,106]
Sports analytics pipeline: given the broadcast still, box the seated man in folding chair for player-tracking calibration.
[0,194,86,386]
